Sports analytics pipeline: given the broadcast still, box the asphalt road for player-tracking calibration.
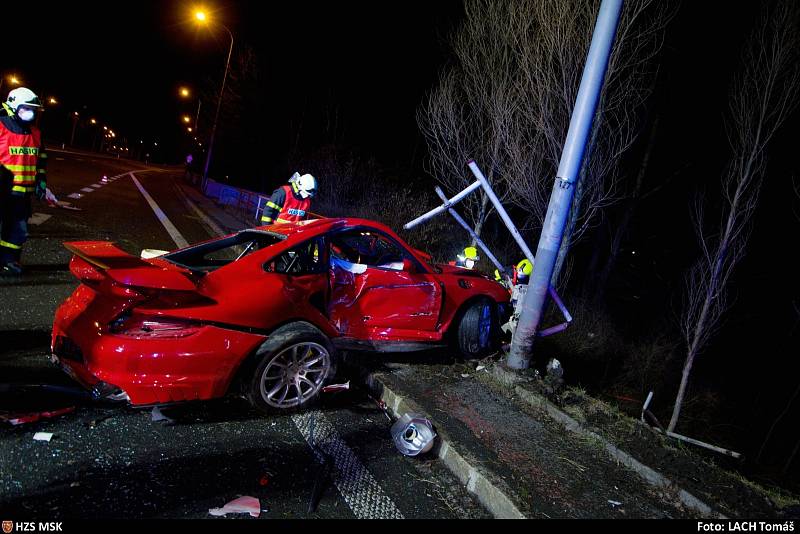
[0,150,490,519]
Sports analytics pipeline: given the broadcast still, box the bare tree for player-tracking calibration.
[417,1,523,240]
[418,0,670,283]
[669,0,800,432]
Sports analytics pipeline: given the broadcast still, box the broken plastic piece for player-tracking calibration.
[608,500,622,507]
[151,406,174,424]
[1,406,75,426]
[208,496,261,518]
[391,413,437,457]
[33,432,53,442]
[322,381,350,393]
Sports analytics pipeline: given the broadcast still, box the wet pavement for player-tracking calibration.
[0,150,489,519]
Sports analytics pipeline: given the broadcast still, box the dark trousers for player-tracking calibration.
[0,193,31,264]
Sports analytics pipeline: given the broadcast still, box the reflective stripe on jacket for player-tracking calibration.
[0,122,42,195]
[261,182,311,224]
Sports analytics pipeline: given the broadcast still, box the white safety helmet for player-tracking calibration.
[296,173,317,199]
[6,87,42,112]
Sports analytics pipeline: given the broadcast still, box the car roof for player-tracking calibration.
[254,217,397,239]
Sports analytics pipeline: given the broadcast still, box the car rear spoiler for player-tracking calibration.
[64,241,197,291]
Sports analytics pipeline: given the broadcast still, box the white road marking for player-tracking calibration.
[90,184,102,188]
[187,196,399,518]
[80,187,94,193]
[28,213,52,226]
[67,193,83,199]
[173,184,228,237]
[130,172,189,249]
[293,411,404,519]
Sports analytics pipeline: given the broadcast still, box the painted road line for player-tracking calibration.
[67,193,83,200]
[28,213,53,226]
[186,195,398,518]
[80,187,94,193]
[90,184,102,188]
[173,184,228,237]
[293,411,404,519]
[130,172,190,249]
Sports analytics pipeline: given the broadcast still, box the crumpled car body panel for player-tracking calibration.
[52,218,510,405]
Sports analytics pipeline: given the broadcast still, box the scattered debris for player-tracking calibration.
[460,373,471,378]
[476,365,486,372]
[1,406,75,426]
[322,381,350,393]
[641,391,742,459]
[33,432,54,442]
[70,482,81,488]
[208,496,261,518]
[87,413,114,429]
[391,413,437,457]
[307,413,334,514]
[151,406,174,424]
[608,500,623,507]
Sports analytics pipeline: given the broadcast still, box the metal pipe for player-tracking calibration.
[403,180,482,230]
[467,161,536,266]
[507,0,624,370]
[202,24,234,193]
[433,186,507,277]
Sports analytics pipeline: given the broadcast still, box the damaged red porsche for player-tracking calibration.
[51,218,510,412]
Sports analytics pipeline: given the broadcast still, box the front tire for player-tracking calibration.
[246,322,336,413]
[455,298,499,359]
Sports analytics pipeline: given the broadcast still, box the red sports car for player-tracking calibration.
[51,218,510,412]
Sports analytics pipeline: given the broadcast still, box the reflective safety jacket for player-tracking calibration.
[0,117,46,196]
[260,182,311,224]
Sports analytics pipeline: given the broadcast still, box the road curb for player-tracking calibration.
[360,372,527,519]
[486,363,727,519]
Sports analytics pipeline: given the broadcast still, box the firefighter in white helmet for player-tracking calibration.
[260,172,317,224]
[0,88,48,275]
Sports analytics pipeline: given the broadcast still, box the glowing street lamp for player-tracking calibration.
[179,87,190,98]
[182,115,192,124]
[90,118,97,125]
[192,8,234,191]
[0,74,22,93]
[48,97,58,105]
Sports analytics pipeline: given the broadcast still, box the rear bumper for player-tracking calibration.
[52,296,266,405]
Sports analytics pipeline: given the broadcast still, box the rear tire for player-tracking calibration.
[246,322,336,414]
[455,298,499,359]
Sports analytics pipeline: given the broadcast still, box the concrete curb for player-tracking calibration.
[361,373,527,519]
[487,364,727,519]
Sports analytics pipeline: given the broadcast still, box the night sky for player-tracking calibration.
[3,0,799,488]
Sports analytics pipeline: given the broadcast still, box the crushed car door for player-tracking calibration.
[327,230,442,338]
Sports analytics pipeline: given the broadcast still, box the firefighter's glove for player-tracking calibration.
[35,181,47,201]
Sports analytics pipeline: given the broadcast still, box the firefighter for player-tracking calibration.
[0,88,47,275]
[451,246,479,269]
[515,258,533,284]
[260,172,317,224]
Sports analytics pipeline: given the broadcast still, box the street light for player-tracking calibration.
[182,115,192,124]
[48,97,58,105]
[0,74,21,93]
[193,9,234,192]
[179,86,203,132]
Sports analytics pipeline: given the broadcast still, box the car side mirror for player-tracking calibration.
[402,258,415,272]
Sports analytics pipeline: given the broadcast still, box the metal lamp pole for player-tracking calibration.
[201,24,234,193]
[507,0,624,369]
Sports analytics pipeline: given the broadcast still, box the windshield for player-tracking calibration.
[163,230,284,272]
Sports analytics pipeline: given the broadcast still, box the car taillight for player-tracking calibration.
[109,313,201,339]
